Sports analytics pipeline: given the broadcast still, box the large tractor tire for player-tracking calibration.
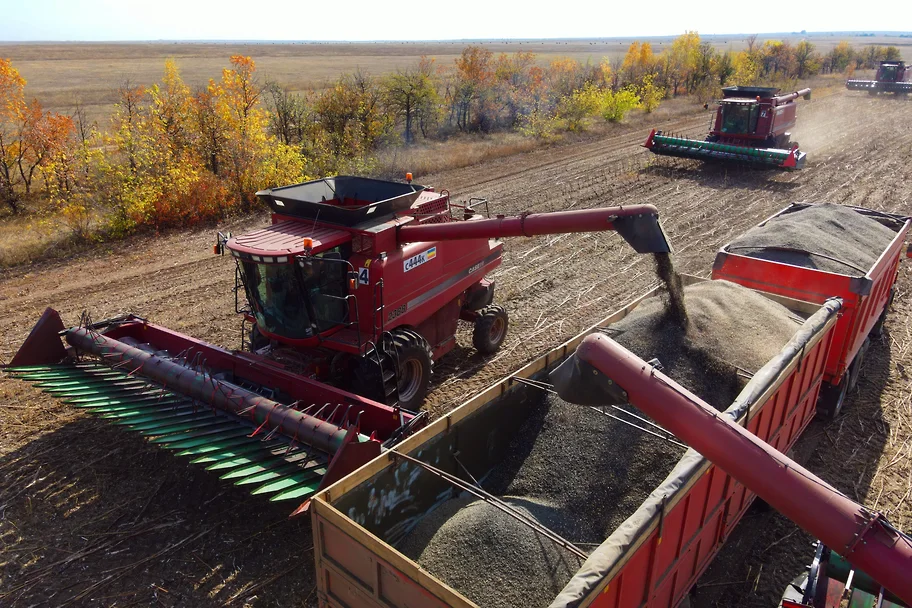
[388,328,434,411]
[472,305,509,355]
[349,329,433,410]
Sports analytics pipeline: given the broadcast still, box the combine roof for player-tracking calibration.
[227,220,352,261]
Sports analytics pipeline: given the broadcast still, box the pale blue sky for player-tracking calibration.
[0,0,909,41]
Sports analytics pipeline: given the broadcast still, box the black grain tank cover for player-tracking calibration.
[721,86,780,99]
[256,176,427,227]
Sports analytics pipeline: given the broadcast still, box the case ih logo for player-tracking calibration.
[404,247,436,273]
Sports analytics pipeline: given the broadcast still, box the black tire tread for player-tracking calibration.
[472,305,509,355]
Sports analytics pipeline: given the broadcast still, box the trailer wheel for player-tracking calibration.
[871,288,895,338]
[389,329,433,410]
[817,377,849,420]
[847,338,871,393]
[473,305,509,355]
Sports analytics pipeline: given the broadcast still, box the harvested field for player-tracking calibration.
[1,86,912,607]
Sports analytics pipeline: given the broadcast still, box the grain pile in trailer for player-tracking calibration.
[726,203,896,274]
[396,280,801,608]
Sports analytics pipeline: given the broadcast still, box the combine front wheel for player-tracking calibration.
[473,305,509,354]
[389,329,433,410]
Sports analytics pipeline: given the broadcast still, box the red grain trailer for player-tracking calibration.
[309,276,841,608]
[711,203,910,418]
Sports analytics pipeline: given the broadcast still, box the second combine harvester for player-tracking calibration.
[644,86,812,169]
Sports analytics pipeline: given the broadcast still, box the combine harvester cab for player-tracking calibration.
[846,61,912,95]
[644,86,812,169]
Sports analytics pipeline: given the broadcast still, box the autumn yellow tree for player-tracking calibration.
[0,58,74,214]
[621,42,657,85]
[205,55,304,208]
[663,31,701,96]
[383,58,439,144]
[451,46,494,130]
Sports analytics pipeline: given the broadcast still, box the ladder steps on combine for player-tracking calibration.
[6,363,331,503]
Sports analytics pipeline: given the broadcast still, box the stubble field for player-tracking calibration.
[0,76,911,606]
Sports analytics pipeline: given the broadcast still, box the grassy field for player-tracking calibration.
[3,35,910,125]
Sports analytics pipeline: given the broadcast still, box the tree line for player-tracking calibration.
[0,36,901,238]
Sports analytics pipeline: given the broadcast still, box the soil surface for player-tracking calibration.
[2,87,912,607]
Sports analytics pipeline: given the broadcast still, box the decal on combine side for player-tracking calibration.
[358,267,369,285]
[403,247,437,273]
[387,304,407,322]
[468,261,484,274]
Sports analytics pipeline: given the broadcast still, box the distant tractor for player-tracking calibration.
[644,86,812,169]
[846,61,912,95]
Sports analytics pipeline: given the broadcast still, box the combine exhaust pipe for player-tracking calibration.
[551,332,912,605]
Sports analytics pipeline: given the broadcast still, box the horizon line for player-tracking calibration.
[2,30,912,44]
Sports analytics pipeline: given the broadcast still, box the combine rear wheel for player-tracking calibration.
[472,305,509,354]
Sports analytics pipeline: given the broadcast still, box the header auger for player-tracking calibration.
[644,86,812,169]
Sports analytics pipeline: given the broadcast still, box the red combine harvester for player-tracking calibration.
[644,86,812,169]
[6,175,671,514]
[846,61,912,95]
[223,175,669,410]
